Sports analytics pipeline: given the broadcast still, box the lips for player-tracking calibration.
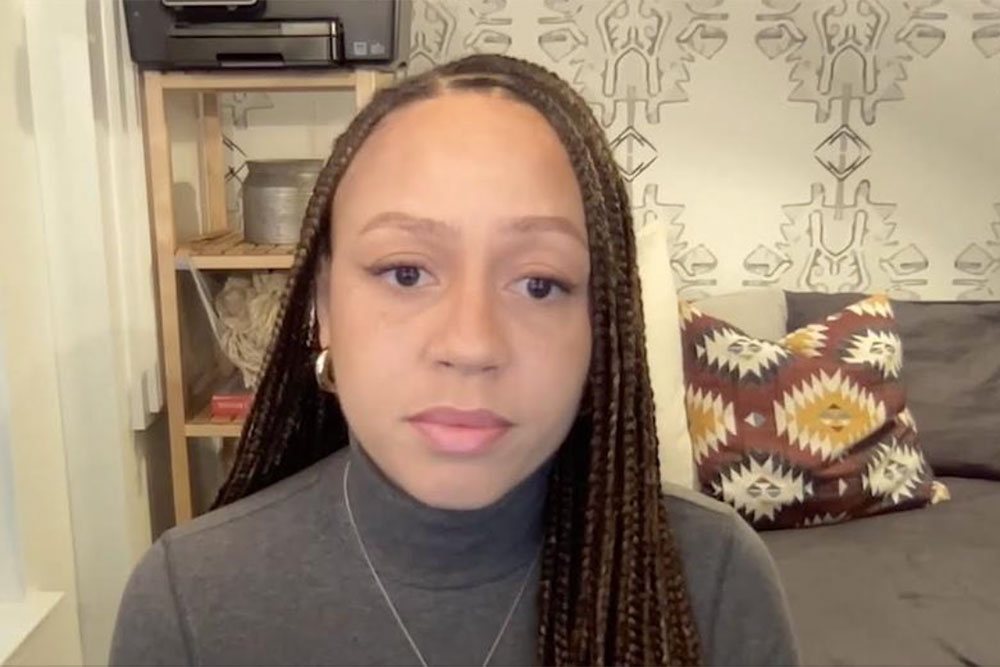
[407,407,513,455]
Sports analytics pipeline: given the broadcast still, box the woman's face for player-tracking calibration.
[317,91,591,509]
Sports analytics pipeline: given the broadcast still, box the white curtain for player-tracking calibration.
[18,0,162,660]
[0,341,25,604]
[85,0,164,428]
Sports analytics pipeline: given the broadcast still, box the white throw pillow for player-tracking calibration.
[635,222,696,490]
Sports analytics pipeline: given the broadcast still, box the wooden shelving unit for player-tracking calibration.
[142,68,395,523]
[185,401,244,439]
[175,230,296,270]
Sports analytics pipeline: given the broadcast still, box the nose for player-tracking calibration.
[428,278,506,376]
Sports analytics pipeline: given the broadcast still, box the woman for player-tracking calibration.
[111,54,798,666]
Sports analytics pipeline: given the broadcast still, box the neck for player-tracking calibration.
[339,440,549,588]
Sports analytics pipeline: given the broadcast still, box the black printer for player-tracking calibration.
[124,0,409,70]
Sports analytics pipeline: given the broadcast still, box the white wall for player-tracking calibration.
[0,0,84,662]
[2,0,170,663]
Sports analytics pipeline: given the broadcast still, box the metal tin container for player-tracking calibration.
[242,159,323,245]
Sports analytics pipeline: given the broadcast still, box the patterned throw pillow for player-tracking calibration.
[680,294,948,530]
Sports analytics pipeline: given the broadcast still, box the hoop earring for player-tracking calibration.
[314,348,337,394]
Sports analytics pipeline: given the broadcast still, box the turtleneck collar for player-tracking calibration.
[335,439,549,589]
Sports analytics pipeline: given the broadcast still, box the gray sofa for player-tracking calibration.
[694,290,1000,666]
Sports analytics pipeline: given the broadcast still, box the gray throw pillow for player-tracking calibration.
[693,288,787,341]
[786,292,1000,480]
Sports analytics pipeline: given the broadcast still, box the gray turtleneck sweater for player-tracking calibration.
[109,444,799,666]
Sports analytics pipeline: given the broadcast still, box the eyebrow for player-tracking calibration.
[504,215,588,248]
[359,211,587,248]
[359,211,453,238]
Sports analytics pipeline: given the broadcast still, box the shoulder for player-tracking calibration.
[661,481,740,520]
[153,448,348,585]
[660,482,781,567]
[660,481,746,555]
[111,451,350,665]
[167,449,344,542]
[661,484,800,665]
[660,481,782,594]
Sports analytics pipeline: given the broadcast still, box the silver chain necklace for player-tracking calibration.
[342,460,539,667]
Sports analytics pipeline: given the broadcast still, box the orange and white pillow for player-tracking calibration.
[679,294,947,529]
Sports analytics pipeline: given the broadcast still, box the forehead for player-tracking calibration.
[332,91,584,228]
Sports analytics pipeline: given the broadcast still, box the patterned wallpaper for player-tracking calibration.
[217,0,1000,300]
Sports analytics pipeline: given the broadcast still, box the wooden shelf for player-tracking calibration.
[186,400,245,439]
[144,68,392,523]
[175,231,295,270]
[153,69,372,92]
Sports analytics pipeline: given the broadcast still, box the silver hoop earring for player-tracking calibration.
[314,348,337,394]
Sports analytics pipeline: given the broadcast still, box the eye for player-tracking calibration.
[375,264,432,288]
[513,276,569,301]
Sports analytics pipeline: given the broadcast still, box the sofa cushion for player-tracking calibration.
[693,288,787,341]
[787,293,1000,480]
[681,295,945,529]
[762,477,1000,666]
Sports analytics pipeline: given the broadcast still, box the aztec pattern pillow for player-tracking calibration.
[680,294,948,530]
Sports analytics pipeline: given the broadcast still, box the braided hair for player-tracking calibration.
[212,54,701,666]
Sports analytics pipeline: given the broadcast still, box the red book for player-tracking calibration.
[211,391,254,419]
[211,382,253,419]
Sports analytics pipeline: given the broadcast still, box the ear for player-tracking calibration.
[314,253,332,349]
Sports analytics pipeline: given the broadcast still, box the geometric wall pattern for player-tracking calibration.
[956,1,1000,298]
[213,0,1000,300]
[743,0,945,298]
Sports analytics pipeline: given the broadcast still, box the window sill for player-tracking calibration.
[0,590,64,663]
